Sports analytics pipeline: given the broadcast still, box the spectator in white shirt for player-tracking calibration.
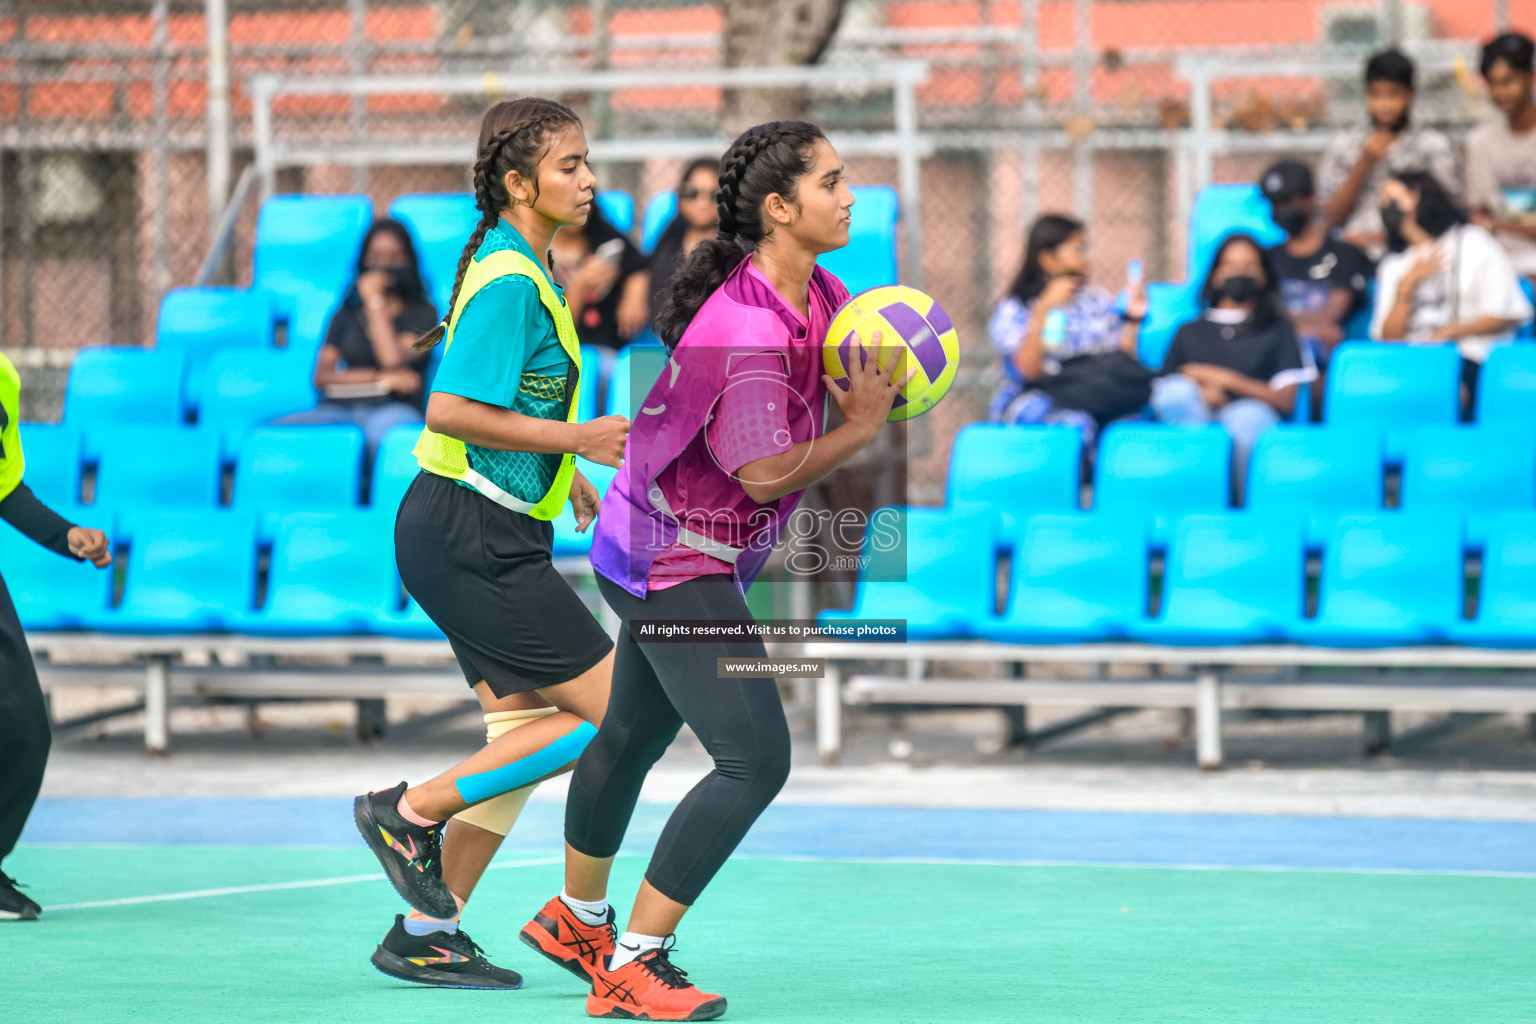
[1468,32,1536,278]
[1371,170,1533,413]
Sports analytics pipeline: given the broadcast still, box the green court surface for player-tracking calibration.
[4,845,1533,1024]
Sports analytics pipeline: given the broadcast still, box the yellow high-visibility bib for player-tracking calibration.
[0,353,24,504]
[413,249,582,521]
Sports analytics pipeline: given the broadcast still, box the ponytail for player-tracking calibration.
[652,121,825,349]
[414,97,581,352]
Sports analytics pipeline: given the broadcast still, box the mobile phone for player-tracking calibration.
[1126,258,1143,286]
[594,238,625,268]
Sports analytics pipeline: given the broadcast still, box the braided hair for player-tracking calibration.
[652,120,825,349]
[415,97,581,351]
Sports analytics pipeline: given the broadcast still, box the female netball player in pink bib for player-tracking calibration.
[515,121,913,1021]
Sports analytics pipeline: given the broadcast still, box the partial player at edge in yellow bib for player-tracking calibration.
[0,354,112,922]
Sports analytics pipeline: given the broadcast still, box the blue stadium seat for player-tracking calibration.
[229,512,395,635]
[369,422,422,515]
[1094,424,1231,542]
[606,343,667,417]
[819,506,998,640]
[1289,513,1463,646]
[17,423,83,507]
[1325,342,1460,460]
[1519,279,1536,340]
[91,426,221,512]
[819,186,900,296]
[597,190,635,235]
[155,287,274,414]
[577,344,602,422]
[93,510,258,632]
[552,457,619,558]
[1476,343,1536,425]
[0,504,113,629]
[388,193,480,314]
[977,513,1148,642]
[1187,184,1285,282]
[1400,426,1536,546]
[232,425,364,516]
[64,348,185,436]
[641,191,678,254]
[1246,426,1384,546]
[945,423,1081,518]
[1450,512,1536,647]
[1134,512,1305,644]
[252,194,374,322]
[1136,281,1200,369]
[199,350,318,457]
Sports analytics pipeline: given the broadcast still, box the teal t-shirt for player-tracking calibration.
[431,218,574,506]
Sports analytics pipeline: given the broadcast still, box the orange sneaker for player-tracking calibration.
[519,895,616,983]
[586,941,726,1021]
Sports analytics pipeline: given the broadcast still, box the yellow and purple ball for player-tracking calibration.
[823,286,959,421]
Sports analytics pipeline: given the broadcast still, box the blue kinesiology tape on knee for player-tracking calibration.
[454,721,598,805]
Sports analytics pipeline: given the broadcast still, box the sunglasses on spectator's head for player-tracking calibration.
[679,185,720,202]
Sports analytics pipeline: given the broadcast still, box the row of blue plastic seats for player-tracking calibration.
[951,418,1536,547]
[23,422,413,516]
[822,505,1536,648]
[62,340,663,449]
[1,507,441,638]
[19,416,616,554]
[243,187,898,342]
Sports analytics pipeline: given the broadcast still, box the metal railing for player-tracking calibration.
[246,61,934,288]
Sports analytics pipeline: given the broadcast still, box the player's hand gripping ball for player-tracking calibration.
[823,286,959,421]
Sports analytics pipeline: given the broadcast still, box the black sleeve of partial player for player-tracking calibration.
[0,482,78,560]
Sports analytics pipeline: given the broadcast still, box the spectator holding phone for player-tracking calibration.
[1370,170,1532,412]
[1259,160,1373,369]
[276,218,437,458]
[1468,32,1536,279]
[987,214,1151,446]
[1318,49,1460,256]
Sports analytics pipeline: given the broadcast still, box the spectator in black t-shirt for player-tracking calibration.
[276,218,438,458]
[647,158,721,322]
[1151,233,1317,498]
[1259,160,1374,370]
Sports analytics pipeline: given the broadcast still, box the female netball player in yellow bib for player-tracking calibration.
[351,98,631,989]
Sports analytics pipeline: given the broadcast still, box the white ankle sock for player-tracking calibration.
[609,931,667,970]
[559,888,610,928]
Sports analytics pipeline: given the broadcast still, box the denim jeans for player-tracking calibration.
[1150,374,1279,500]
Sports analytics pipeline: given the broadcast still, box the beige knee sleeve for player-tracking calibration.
[450,707,557,836]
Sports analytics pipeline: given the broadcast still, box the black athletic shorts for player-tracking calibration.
[395,471,613,698]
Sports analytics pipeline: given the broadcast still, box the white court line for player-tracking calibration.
[42,856,563,912]
[40,850,1536,912]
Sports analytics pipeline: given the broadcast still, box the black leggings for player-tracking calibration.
[565,574,790,906]
[0,571,51,867]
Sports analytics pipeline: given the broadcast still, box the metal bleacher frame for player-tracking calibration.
[802,641,1536,770]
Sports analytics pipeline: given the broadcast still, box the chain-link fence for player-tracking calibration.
[2,0,1529,490]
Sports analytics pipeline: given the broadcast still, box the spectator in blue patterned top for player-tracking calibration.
[988,215,1149,445]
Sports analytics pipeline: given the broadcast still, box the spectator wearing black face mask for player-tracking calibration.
[275,218,439,458]
[1152,234,1316,498]
[1371,170,1532,412]
[1260,160,1374,372]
